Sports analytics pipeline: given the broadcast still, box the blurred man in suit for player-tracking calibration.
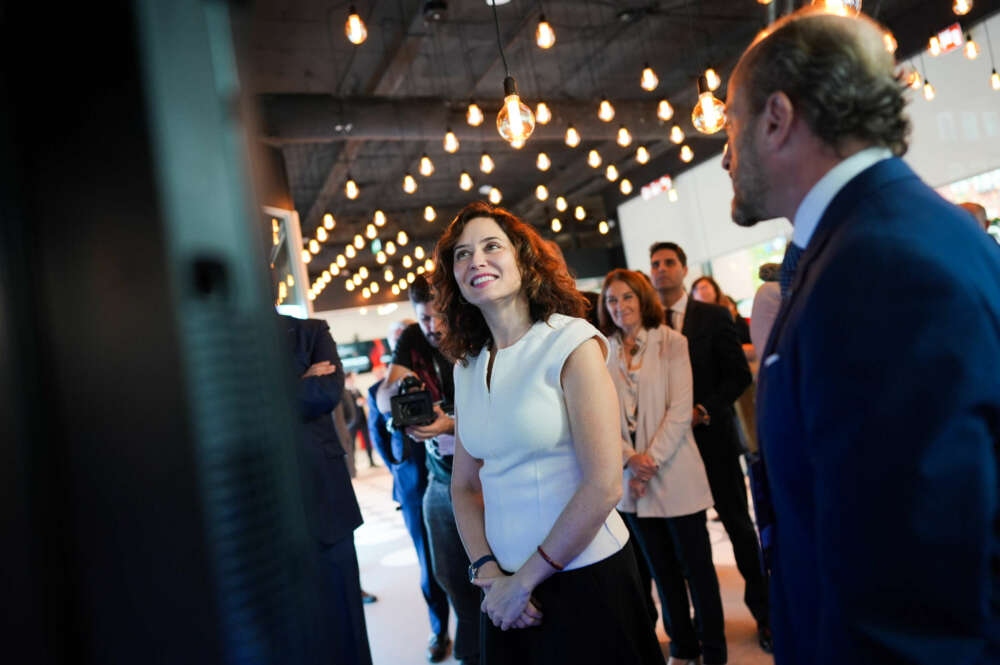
[723,8,1000,664]
[649,242,770,652]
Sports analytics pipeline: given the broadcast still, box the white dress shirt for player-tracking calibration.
[667,291,688,333]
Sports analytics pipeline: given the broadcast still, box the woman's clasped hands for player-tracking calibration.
[472,573,543,631]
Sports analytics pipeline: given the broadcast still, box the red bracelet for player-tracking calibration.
[537,545,564,571]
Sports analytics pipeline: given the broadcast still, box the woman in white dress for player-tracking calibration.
[600,268,727,665]
[432,202,663,665]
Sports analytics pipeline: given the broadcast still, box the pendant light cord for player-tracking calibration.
[490,0,510,77]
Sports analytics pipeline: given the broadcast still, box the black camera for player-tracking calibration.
[389,375,435,429]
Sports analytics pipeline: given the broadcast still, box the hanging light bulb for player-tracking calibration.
[555,196,567,212]
[353,234,365,249]
[358,266,369,279]
[670,125,685,144]
[459,171,474,190]
[403,173,417,193]
[551,218,562,232]
[535,102,552,124]
[384,268,394,282]
[373,210,386,227]
[362,287,371,299]
[668,188,679,202]
[402,255,413,268]
[587,149,602,168]
[353,273,362,285]
[883,31,897,54]
[467,102,484,127]
[323,213,335,230]
[758,0,773,4]
[636,146,650,164]
[811,0,862,16]
[399,278,407,289]
[953,0,972,15]
[330,264,340,276]
[510,137,525,149]
[496,76,536,143]
[365,223,377,239]
[407,272,416,283]
[692,78,727,134]
[605,164,619,181]
[620,178,633,195]
[480,153,495,173]
[385,241,397,255]
[536,15,556,49]
[424,205,436,222]
[346,280,355,292]
[537,152,551,171]
[992,69,1000,90]
[964,35,979,60]
[316,227,328,242]
[657,99,674,121]
[345,245,356,259]
[598,98,615,122]
[929,36,942,56]
[598,220,610,234]
[536,184,549,201]
[923,78,935,101]
[308,239,320,254]
[391,284,400,296]
[565,124,581,147]
[640,64,659,91]
[680,145,694,162]
[397,230,408,246]
[321,270,331,283]
[345,177,359,199]
[424,258,435,272]
[371,282,380,294]
[419,154,435,176]
[574,206,586,221]
[908,69,922,90]
[414,246,425,260]
[443,128,460,153]
[301,249,312,264]
[488,187,502,204]
[617,126,633,147]
[345,5,367,45]
[704,68,722,91]
[336,255,347,268]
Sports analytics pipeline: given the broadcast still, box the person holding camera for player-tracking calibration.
[376,275,480,665]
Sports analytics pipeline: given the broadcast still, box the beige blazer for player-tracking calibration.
[608,325,714,518]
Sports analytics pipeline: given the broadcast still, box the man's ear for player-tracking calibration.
[761,91,795,150]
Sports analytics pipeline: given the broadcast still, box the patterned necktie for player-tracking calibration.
[779,242,805,299]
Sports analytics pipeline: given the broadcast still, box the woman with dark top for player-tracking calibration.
[435,202,663,665]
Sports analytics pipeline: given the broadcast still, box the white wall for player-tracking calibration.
[314,301,417,345]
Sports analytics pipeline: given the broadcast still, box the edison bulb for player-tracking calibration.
[460,171,474,190]
[323,213,335,230]
[692,91,727,134]
[535,102,552,124]
[308,239,320,254]
[345,245,356,259]
[488,187,502,204]
[496,77,535,143]
[419,154,434,176]
[657,99,674,121]
[587,149,602,168]
[953,0,972,15]
[391,284,400,296]
[605,164,619,181]
[329,265,339,276]
[321,270,331,282]
[908,69,922,90]
[667,188,679,202]
[396,230,408,246]
[336,255,347,268]
[636,146,650,164]
[345,178,359,199]
[598,220,609,234]
[345,6,367,44]
[670,125,685,144]
[424,205,436,222]
[965,36,979,60]
[565,124,581,147]
[316,227,328,242]
[811,0,861,16]
[536,184,549,201]
[407,272,416,283]
[353,273,362,285]
[443,129,460,153]
[680,145,694,162]
[365,223,376,239]
[403,173,417,193]
[358,266,369,279]
[640,64,659,91]
[929,36,941,56]
[414,246,425,260]
[555,196,567,212]
[536,16,556,49]
[467,102,484,127]
[704,68,721,91]
[384,268,394,282]
[480,153,495,173]
[883,31,897,54]
[371,282,380,294]
[353,234,364,249]
[510,137,525,149]
[923,79,935,101]
[362,287,370,299]
[346,280,355,292]
[598,98,615,122]
[537,152,551,171]
[992,69,1000,90]
[402,255,413,268]
[617,126,633,147]
[301,249,312,264]
[574,206,585,221]
[550,218,562,232]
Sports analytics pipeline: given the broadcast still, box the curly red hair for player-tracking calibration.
[431,201,587,364]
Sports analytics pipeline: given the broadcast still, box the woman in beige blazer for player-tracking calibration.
[599,269,727,665]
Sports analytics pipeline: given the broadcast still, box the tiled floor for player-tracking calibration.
[352,460,773,665]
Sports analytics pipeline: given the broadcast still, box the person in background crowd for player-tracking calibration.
[377,278,481,665]
[438,202,663,665]
[749,263,781,360]
[649,242,771,653]
[723,8,999,664]
[367,318,452,661]
[600,268,726,665]
[691,276,753,359]
[281,314,372,665]
[344,372,375,468]
[959,201,990,232]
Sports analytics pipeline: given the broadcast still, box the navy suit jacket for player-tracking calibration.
[366,380,428,508]
[757,158,1000,664]
[282,315,362,545]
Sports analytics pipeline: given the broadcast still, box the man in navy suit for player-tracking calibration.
[723,8,1000,664]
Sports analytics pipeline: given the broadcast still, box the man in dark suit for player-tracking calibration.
[723,9,1000,665]
[649,241,770,652]
[281,314,372,665]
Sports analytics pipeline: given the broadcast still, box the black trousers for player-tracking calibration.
[700,447,769,628]
[316,535,373,665]
[481,542,664,665]
[626,511,727,664]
